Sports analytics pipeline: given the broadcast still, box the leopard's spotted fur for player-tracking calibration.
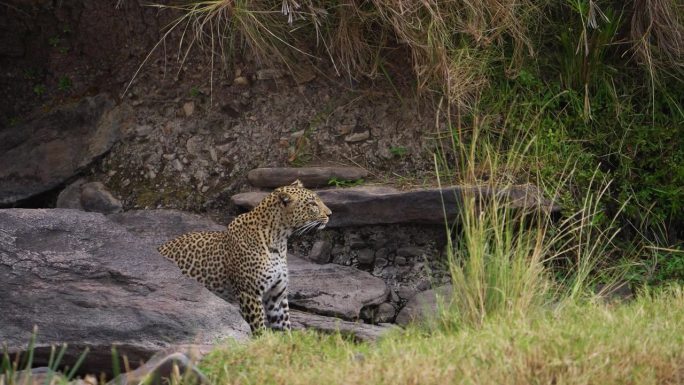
[157,180,331,333]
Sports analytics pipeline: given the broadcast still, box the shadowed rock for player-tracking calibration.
[395,285,454,327]
[247,167,368,188]
[289,310,396,342]
[0,94,131,206]
[0,209,249,375]
[232,185,560,227]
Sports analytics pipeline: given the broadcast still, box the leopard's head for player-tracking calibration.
[273,180,331,234]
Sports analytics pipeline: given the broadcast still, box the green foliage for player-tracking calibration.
[189,86,201,98]
[32,84,46,96]
[58,76,72,91]
[327,177,364,188]
[47,36,60,47]
[389,146,409,157]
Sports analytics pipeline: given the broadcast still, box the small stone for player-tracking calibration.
[337,124,355,135]
[163,153,176,160]
[308,240,332,264]
[374,303,396,323]
[182,102,195,117]
[56,179,86,210]
[397,246,424,258]
[390,289,400,303]
[347,234,365,250]
[345,131,370,143]
[290,129,305,139]
[416,279,431,291]
[375,248,389,260]
[80,182,122,214]
[186,136,203,156]
[209,147,218,162]
[357,249,375,265]
[256,68,283,80]
[397,286,417,300]
[216,143,232,154]
[201,185,209,193]
[374,257,388,269]
[172,159,183,172]
[233,76,249,86]
[395,256,407,266]
[136,124,153,137]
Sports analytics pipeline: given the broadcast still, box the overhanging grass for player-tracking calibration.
[201,287,684,385]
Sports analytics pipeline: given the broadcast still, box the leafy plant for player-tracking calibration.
[327,177,364,188]
[389,146,409,157]
[189,86,201,97]
[58,76,72,91]
[32,84,46,96]
[47,36,60,47]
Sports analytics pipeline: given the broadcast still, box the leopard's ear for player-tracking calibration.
[277,191,293,206]
[290,179,303,188]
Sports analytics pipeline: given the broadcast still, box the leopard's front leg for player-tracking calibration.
[263,271,291,331]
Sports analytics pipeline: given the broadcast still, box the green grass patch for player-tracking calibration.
[201,288,684,385]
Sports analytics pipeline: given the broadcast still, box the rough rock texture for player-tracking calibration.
[288,256,389,320]
[395,285,454,326]
[80,182,123,214]
[232,185,560,227]
[289,310,395,342]
[0,94,131,205]
[0,209,249,375]
[108,209,226,248]
[247,167,368,188]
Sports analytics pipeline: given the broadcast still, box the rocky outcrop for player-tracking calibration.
[395,285,454,326]
[247,167,368,188]
[0,209,249,375]
[232,185,560,227]
[0,94,131,206]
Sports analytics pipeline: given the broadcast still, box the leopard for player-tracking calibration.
[157,180,331,334]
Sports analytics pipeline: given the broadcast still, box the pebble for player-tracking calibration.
[182,102,194,117]
[345,131,370,142]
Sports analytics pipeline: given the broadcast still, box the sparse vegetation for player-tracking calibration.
[58,76,72,91]
[327,177,364,188]
[32,84,46,96]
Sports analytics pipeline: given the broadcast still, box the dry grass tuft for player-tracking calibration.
[630,0,684,77]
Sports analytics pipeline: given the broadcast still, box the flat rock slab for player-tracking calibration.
[109,209,226,247]
[111,210,390,322]
[0,209,249,375]
[0,94,131,205]
[395,285,454,326]
[289,310,396,342]
[288,256,389,320]
[247,167,368,188]
[232,185,559,227]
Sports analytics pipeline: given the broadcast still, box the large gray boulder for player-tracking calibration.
[0,209,249,375]
[232,185,559,227]
[247,167,368,188]
[0,94,130,205]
